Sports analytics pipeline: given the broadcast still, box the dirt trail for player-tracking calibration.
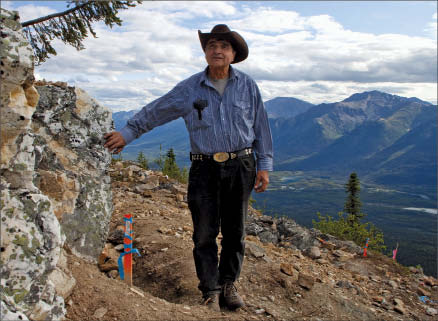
[64,163,438,321]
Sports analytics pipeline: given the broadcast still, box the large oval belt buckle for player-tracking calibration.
[213,152,229,163]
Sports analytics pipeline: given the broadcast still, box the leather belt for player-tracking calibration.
[190,148,253,163]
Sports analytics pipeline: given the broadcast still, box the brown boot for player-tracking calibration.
[202,292,220,312]
[221,282,245,310]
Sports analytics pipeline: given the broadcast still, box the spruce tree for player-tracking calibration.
[344,172,364,224]
[137,151,148,170]
[20,0,141,64]
[162,148,180,179]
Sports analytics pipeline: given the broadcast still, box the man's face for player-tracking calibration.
[205,38,236,69]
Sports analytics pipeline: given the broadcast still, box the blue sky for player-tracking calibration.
[3,1,437,111]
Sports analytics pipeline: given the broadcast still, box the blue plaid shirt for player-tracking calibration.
[120,66,273,171]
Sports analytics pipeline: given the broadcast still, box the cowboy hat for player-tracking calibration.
[198,24,248,64]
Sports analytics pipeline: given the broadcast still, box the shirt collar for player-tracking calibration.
[200,65,238,85]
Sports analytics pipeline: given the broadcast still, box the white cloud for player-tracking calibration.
[425,12,437,39]
[7,4,57,23]
[257,80,437,105]
[226,7,437,85]
[223,8,306,33]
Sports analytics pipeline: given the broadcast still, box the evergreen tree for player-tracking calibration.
[312,172,385,252]
[179,167,189,184]
[154,144,165,171]
[21,0,141,64]
[162,148,180,179]
[344,172,364,224]
[136,151,148,170]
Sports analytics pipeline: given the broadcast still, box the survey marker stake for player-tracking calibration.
[363,238,369,257]
[118,214,141,286]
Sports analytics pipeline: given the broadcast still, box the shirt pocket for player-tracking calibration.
[188,107,212,131]
[233,99,254,127]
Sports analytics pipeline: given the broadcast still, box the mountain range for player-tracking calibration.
[114,90,436,187]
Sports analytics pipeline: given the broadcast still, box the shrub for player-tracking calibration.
[137,151,149,170]
[313,211,386,252]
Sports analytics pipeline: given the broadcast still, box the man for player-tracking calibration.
[104,24,273,311]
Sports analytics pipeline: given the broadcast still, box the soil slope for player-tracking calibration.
[64,162,438,321]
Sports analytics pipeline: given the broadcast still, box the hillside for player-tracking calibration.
[64,161,438,321]
[274,91,436,185]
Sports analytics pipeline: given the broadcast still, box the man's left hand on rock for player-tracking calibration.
[103,132,126,154]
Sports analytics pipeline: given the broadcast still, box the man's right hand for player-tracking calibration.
[103,132,126,154]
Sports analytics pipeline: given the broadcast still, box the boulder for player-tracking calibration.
[306,246,321,259]
[245,241,266,258]
[0,9,112,320]
[280,263,297,277]
[298,272,314,290]
[1,9,65,320]
[258,230,279,244]
[246,222,264,236]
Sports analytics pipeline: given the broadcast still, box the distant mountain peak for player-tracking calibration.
[264,97,314,119]
[342,90,433,107]
[343,90,395,102]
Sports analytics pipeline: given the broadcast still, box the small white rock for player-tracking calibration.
[93,307,107,319]
[114,244,124,251]
[426,307,438,316]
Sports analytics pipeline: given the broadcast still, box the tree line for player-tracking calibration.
[113,146,188,184]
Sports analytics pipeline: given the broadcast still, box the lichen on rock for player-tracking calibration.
[1,8,114,320]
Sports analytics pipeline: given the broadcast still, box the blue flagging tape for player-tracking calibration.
[419,295,438,304]
[118,216,140,280]
[118,248,141,280]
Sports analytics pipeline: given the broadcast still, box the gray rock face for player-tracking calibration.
[246,214,362,255]
[0,8,113,320]
[1,8,64,320]
[32,84,113,261]
[245,241,266,258]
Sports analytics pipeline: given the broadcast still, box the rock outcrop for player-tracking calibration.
[1,9,113,320]
[32,82,113,261]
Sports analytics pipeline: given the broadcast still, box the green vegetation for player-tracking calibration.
[253,171,437,276]
[111,152,123,164]
[154,147,188,184]
[313,173,385,251]
[344,172,364,224]
[21,0,141,64]
[313,211,385,252]
[136,151,149,170]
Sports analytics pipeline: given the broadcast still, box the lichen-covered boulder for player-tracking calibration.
[32,83,113,261]
[1,8,113,320]
[1,8,64,320]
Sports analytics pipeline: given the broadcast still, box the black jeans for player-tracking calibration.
[187,154,256,296]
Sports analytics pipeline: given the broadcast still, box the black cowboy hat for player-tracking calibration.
[198,24,248,64]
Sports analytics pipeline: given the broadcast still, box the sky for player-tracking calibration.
[3,1,437,112]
